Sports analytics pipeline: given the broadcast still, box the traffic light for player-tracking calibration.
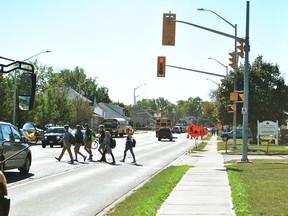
[230,92,238,101]
[230,105,236,112]
[229,52,236,69]
[162,13,176,46]
[226,104,236,113]
[157,56,166,77]
[237,40,244,58]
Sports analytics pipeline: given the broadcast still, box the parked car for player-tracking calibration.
[220,128,253,141]
[158,127,173,141]
[172,126,181,134]
[0,121,32,174]
[42,126,65,148]
[180,125,187,133]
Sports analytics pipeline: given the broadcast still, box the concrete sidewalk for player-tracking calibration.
[156,136,235,216]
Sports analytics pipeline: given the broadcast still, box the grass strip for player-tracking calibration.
[106,165,190,216]
[226,159,288,215]
[218,139,288,155]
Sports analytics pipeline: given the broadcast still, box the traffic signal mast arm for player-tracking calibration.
[175,20,245,43]
[166,65,228,78]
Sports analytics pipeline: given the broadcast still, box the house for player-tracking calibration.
[131,107,156,129]
[67,88,129,130]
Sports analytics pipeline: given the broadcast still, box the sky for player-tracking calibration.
[1,0,287,105]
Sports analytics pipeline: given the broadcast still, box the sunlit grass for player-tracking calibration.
[226,159,288,215]
[218,138,288,155]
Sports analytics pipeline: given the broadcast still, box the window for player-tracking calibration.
[0,124,13,141]
[11,126,22,142]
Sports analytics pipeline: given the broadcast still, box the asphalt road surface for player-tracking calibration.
[6,131,196,216]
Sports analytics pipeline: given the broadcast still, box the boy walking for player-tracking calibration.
[55,124,74,164]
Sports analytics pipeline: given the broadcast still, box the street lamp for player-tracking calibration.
[206,78,219,87]
[13,50,51,125]
[208,57,228,76]
[133,83,146,130]
[22,50,51,62]
[198,8,238,150]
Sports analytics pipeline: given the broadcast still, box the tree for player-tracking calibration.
[0,74,13,122]
[215,55,288,138]
[95,86,111,103]
[70,97,93,127]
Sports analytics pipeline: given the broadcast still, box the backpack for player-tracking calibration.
[132,138,136,147]
[110,138,116,149]
[91,130,96,140]
[69,132,76,145]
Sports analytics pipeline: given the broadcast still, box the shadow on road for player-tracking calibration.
[4,171,34,184]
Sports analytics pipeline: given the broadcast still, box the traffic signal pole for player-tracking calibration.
[162,1,250,162]
[241,1,250,162]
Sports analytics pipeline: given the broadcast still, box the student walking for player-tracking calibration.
[120,128,136,164]
[84,123,93,160]
[74,125,87,162]
[55,124,74,164]
[100,130,115,164]
[98,125,106,162]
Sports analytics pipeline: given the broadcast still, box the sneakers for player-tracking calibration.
[55,157,60,161]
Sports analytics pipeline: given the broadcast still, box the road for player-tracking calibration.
[6,131,196,216]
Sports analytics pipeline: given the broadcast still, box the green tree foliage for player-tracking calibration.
[0,74,13,122]
[70,98,93,127]
[1,56,286,131]
[95,86,111,103]
[215,55,288,136]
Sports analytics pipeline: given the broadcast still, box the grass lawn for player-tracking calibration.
[226,159,288,215]
[218,137,288,155]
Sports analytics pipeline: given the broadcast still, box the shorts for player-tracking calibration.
[74,143,82,152]
[99,142,105,150]
[84,140,92,149]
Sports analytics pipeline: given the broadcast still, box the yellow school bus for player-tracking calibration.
[155,117,172,137]
[101,118,129,137]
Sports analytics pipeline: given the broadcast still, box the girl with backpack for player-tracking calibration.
[100,130,116,165]
[120,128,136,164]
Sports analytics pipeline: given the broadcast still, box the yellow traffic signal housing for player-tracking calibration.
[230,92,238,101]
[239,93,244,101]
[229,52,236,69]
[157,56,166,77]
[230,105,236,112]
[237,40,244,58]
[162,13,176,46]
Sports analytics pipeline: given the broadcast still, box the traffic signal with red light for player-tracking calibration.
[162,13,176,46]
[229,52,236,69]
[157,56,166,77]
[237,41,244,58]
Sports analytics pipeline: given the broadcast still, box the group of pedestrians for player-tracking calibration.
[55,123,136,165]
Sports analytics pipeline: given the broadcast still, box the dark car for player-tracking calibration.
[42,126,65,148]
[0,121,32,174]
[158,127,173,141]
